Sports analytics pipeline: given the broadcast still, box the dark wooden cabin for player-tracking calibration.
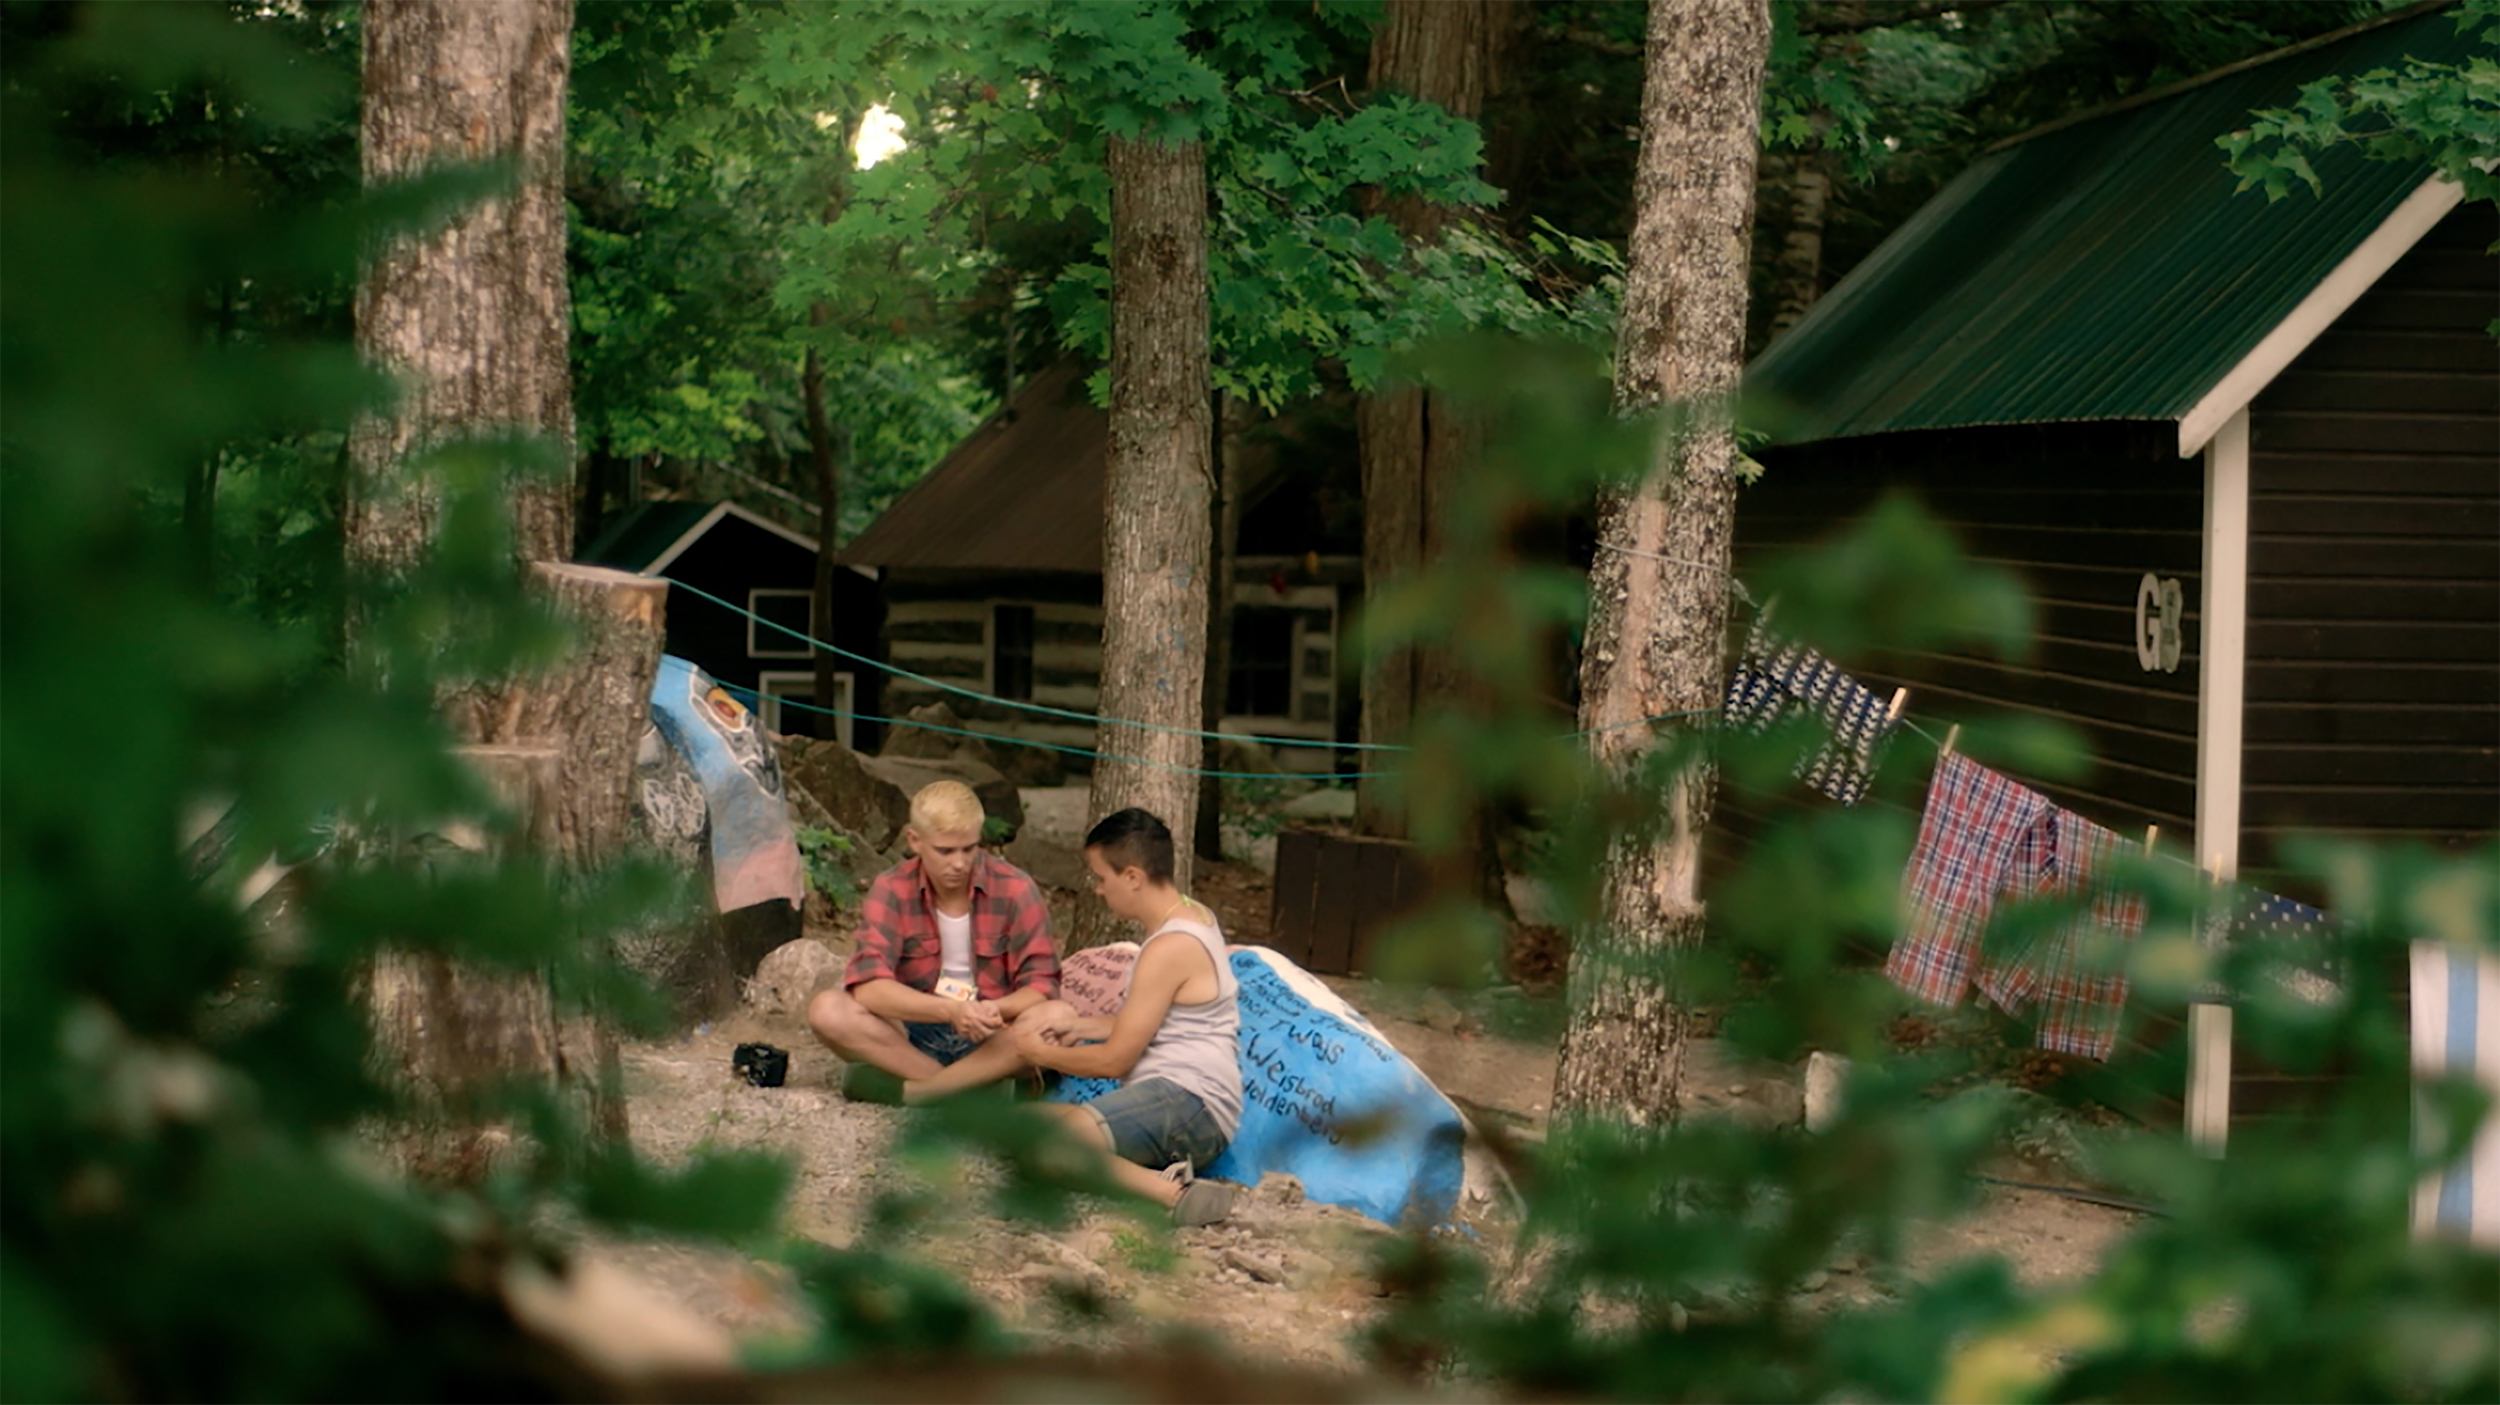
[1739,6,2497,1138]
[580,500,887,748]
[837,362,1363,773]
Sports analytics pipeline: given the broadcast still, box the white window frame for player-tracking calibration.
[748,588,815,659]
[756,669,853,747]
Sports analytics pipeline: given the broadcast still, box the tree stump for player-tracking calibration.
[368,744,566,1180]
[374,567,666,1174]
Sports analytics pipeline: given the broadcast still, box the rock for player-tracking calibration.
[1805,1050,1849,1132]
[1216,734,1278,775]
[859,754,1024,844]
[1278,786,1355,822]
[992,744,1068,789]
[1416,993,1478,1036]
[1221,1248,1287,1285]
[746,938,845,1017]
[1255,1173,1306,1207]
[776,734,909,850]
[879,701,1004,772]
[1727,1078,1806,1131]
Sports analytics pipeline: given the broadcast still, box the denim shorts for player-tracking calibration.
[905,1020,979,1066]
[1081,1077,1228,1174]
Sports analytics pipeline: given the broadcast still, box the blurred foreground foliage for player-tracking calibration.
[3,6,2493,1404]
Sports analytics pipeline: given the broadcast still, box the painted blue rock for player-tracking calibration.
[1050,943,1466,1227]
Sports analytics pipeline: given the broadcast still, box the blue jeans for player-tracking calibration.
[905,1020,979,1066]
[1080,1077,1229,1173]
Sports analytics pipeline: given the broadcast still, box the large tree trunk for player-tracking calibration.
[1075,133,1212,948]
[1355,0,1509,898]
[349,0,621,1172]
[1194,392,1243,864]
[347,0,575,577]
[1552,0,1769,1128]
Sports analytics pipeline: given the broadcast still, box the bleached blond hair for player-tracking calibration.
[908,779,986,836]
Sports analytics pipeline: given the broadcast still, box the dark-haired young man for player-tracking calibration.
[1012,808,1242,1226]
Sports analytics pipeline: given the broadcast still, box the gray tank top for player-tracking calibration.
[1122,912,1242,1140]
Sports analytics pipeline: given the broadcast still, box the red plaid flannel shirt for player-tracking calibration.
[1887,753,2142,1061]
[842,851,1060,1001]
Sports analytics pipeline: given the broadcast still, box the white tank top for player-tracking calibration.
[935,906,975,988]
[1122,913,1242,1140]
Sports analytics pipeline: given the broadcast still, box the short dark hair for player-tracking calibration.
[1083,807,1175,884]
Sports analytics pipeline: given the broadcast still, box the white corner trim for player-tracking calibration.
[2193,405,2250,882]
[2188,406,2250,1157]
[638,503,731,576]
[719,500,823,555]
[642,501,825,576]
[2177,174,2463,458]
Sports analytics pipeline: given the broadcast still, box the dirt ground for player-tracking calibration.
[590,787,2140,1377]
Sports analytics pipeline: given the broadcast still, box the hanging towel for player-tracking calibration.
[2410,941,2500,1248]
[2203,888,2344,1006]
[1721,615,1897,806]
[1888,752,2058,1006]
[1970,810,2143,1061]
[1887,754,2141,1060]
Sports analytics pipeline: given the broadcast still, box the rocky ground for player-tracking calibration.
[589,785,2141,1381]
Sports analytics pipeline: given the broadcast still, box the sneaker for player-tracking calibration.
[840,1063,905,1105]
[1171,1177,1237,1228]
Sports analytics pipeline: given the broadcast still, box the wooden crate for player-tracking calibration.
[1267,831,1431,975]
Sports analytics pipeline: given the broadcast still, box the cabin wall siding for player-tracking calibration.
[650,517,887,748]
[875,568,1349,772]
[1738,421,2205,841]
[2241,201,2500,869]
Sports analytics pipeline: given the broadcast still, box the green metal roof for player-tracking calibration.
[579,501,716,571]
[1745,6,2480,447]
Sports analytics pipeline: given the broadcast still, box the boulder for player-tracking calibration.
[775,734,909,850]
[880,700,1005,772]
[746,937,846,1017]
[859,753,1024,844]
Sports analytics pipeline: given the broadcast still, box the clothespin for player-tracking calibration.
[1939,723,1961,758]
[1886,688,1909,722]
[2143,824,2161,857]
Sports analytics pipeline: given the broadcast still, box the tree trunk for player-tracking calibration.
[1075,133,1212,948]
[804,344,850,742]
[1761,144,1832,339]
[1552,0,1769,1129]
[1355,0,1507,858]
[347,0,576,579]
[1194,392,1245,864]
[349,0,624,1170]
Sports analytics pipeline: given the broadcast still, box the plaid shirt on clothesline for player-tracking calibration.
[843,851,1060,1001]
[1885,752,2143,1061]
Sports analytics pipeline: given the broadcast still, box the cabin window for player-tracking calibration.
[1228,607,1296,717]
[990,604,1035,701]
[748,589,815,659]
[757,670,853,747]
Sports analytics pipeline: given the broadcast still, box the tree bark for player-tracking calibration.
[348,0,634,1170]
[1760,145,1832,339]
[347,0,576,579]
[804,344,850,742]
[1076,133,1212,948]
[1194,392,1243,864]
[1355,0,1508,851]
[1552,0,1769,1129]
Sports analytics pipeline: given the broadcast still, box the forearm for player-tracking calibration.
[1030,1034,1134,1080]
[851,978,953,1025]
[995,985,1054,1020]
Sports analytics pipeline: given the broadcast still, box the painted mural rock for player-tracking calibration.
[1049,942,1466,1228]
[649,655,804,913]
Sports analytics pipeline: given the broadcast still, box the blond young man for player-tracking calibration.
[1012,808,1241,1226]
[807,781,1059,1103]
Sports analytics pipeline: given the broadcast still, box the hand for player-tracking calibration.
[948,999,1003,1042]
